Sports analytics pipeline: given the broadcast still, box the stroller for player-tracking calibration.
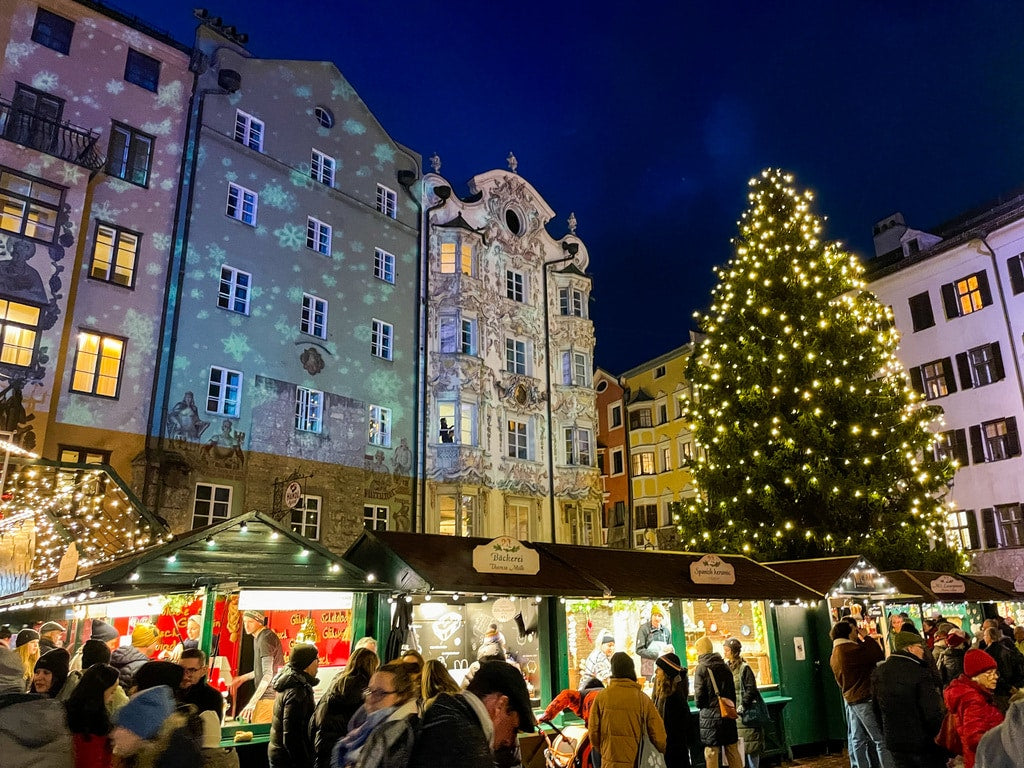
[538,721,594,768]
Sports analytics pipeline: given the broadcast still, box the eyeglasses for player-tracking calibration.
[363,687,398,699]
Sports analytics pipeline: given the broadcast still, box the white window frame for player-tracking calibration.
[440,314,477,355]
[295,386,324,433]
[561,350,590,386]
[376,183,397,218]
[218,265,251,315]
[371,319,393,360]
[609,403,622,429]
[90,222,139,288]
[506,269,525,302]
[368,404,392,447]
[290,495,321,540]
[374,248,395,284]
[968,344,998,387]
[661,445,672,472]
[301,293,328,339]
[234,110,264,152]
[945,509,974,551]
[438,401,477,446]
[983,419,1012,462]
[438,494,475,537]
[70,331,124,398]
[192,482,231,528]
[505,337,528,375]
[632,451,655,476]
[508,418,531,460]
[226,183,257,225]
[559,286,585,317]
[306,216,331,255]
[364,504,389,531]
[955,274,985,315]
[311,148,335,186]
[505,501,531,540]
[207,366,242,417]
[564,426,593,466]
[922,359,949,399]
[995,504,1024,548]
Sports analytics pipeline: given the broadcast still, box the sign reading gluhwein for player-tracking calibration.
[690,554,736,585]
[472,536,540,575]
[930,575,966,594]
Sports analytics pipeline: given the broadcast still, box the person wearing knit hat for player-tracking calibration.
[0,645,74,765]
[268,644,320,767]
[82,638,113,668]
[579,629,615,690]
[15,627,39,649]
[200,708,239,768]
[938,629,969,688]
[31,646,71,698]
[944,649,1004,768]
[38,621,65,653]
[91,618,120,646]
[133,660,185,693]
[653,652,691,768]
[892,631,925,653]
[110,623,160,691]
[232,610,284,724]
[694,634,742,768]
[637,604,672,678]
[589,651,666,768]
[694,635,714,657]
[111,685,180,759]
[724,638,767,768]
[14,628,40,690]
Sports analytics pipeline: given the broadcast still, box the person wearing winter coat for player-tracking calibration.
[693,637,742,768]
[0,644,73,768]
[724,638,764,768]
[111,624,160,691]
[31,646,71,698]
[268,643,319,768]
[828,620,891,768]
[310,647,379,768]
[975,698,1024,768]
[111,684,202,768]
[636,606,672,678]
[538,677,604,724]
[944,649,1005,768]
[589,652,667,768]
[870,632,946,768]
[980,628,1024,713]
[652,652,691,768]
[343,661,420,768]
[938,631,968,688]
[580,631,615,690]
[65,664,120,768]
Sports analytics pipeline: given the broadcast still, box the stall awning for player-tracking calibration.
[882,570,1014,603]
[766,556,919,600]
[959,574,1024,601]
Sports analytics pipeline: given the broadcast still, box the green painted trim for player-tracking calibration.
[350,591,367,645]
[544,598,568,701]
[669,599,687,656]
[199,586,216,659]
[765,604,781,686]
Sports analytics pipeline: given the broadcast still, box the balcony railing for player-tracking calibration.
[0,99,104,171]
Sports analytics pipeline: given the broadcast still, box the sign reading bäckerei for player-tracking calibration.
[472,536,540,575]
[690,554,736,585]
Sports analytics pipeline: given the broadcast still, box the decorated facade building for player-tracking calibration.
[419,160,601,543]
[593,367,629,547]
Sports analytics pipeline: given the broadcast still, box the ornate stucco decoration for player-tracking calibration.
[496,376,546,410]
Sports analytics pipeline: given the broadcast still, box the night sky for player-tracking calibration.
[131,1,1024,373]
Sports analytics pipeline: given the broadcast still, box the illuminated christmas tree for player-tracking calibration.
[677,169,958,570]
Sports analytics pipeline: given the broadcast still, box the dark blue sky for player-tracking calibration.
[133,1,1024,373]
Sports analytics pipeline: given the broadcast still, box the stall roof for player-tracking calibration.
[960,574,1024,600]
[766,556,919,600]
[882,570,1014,604]
[1,512,378,608]
[345,531,822,601]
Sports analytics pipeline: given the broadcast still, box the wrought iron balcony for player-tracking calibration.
[0,98,104,171]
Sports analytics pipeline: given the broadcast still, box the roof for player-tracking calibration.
[958,574,1024,600]
[555,263,589,278]
[766,556,916,599]
[434,212,482,234]
[882,570,1015,603]
[627,387,655,404]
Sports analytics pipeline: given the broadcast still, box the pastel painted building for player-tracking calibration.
[140,20,421,550]
[593,367,629,547]
[419,163,602,543]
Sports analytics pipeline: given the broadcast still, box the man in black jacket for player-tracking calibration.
[870,632,945,768]
[177,648,224,718]
[410,660,535,768]
[981,627,1024,712]
[268,644,319,768]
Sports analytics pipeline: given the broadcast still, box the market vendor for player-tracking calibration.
[230,610,283,723]
[635,606,671,678]
[579,630,614,690]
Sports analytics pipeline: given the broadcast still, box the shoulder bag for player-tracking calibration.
[935,710,961,756]
[708,666,739,720]
[634,690,668,768]
[738,663,770,727]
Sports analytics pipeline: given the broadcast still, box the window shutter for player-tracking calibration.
[940,282,959,319]
[1008,255,1024,295]
[908,292,935,332]
[966,510,981,550]
[909,365,925,394]
[955,352,973,390]
[969,425,985,464]
[991,342,1005,381]
[976,270,993,307]
[941,357,957,394]
[980,508,998,549]
[954,428,970,466]
[1005,416,1020,457]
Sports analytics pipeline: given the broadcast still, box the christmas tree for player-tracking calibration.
[677,169,958,570]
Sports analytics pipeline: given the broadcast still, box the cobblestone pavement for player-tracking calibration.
[780,752,850,768]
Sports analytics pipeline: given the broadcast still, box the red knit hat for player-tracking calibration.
[963,649,997,678]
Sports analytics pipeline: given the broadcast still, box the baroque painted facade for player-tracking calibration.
[420,163,602,543]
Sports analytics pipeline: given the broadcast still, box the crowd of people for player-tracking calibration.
[830,612,1024,768]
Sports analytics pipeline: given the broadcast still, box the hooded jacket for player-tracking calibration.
[869,651,944,756]
[943,675,1004,768]
[0,692,73,768]
[268,665,317,768]
[975,699,1024,768]
[111,646,152,690]
[588,678,667,768]
[694,652,738,747]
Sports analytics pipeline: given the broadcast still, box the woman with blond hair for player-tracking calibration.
[420,659,460,708]
[311,647,380,768]
[15,628,41,690]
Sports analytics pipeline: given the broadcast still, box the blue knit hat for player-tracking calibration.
[116,685,175,739]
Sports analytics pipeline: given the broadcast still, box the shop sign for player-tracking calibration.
[472,536,540,575]
[284,481,303,509]
[690,554,736,585]
[930,575,966,594]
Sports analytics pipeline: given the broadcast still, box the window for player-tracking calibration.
[7,84,64,153]
[440,315,477,355]
[505,338,527,374]
[106,123,153,186]
[680,441,694,464]
[564,427,593,466]
[439,494,475,537]
[941,271,992,318]
[311,149,335,186]
[561,351,590,386]
[371,319,393,360]
[630,408,653,429]
[31,8,74,55]
[58,446,109,465]
[218,266,251,314]
[124,49,160,92]
[634,503,659,530]
[314,106,334,129]
[1008,253,1024,295]
[306,216,331,255]
[935,429,969,465]
[611,448,624,475]
[438,402,476,445]
[658,403,668,424]
[225,183,257,225]
[290,495,321,539]
[233,110,264,151]
[661,446,671,471]
[505,501,530,540]
[368,404,391,447]
[90,223,139,287]
[908,292,935,332]
[971,417,1020,463]
[655,365,666,378]
[995,504,1024,548]
[910,357,956,400]
[559,287,585,317]
[376,184,397,218]
[374,248,395,283]
[207,366,241,416]
[295,387,324,433]
[0,168,63,243]
[508,419,530,459]
[70,332,124,397]
[439,241,474,276]
[506,270,525,302]
[0,300,40,367]
[610,404,622,428]
[363,504,388,531]
[301,294,328,338]
[956,342,1003,388]
[568,505,596,546]
[945,510,977,551]
[632,451,655,476]
[191,483,231,528]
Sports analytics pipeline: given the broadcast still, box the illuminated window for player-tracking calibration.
[368,404,391,447]
[233,110,264,151]
[680,441,693,464]
[363,504,388,531]
[295,387,323,433]
[568,506,596,545]
[934,429,968,465]
[218,266,251,314]
[376,184,397,218]
[226,183,257,225]
[440,314,476,355]
[311,149,335,186]
[439,494,475,536]
[561,351,590,386]
[661,446,671,471]
[0,300,40,367]
[945,510,976,550]
[90,223,139,287]
[683,600,775,685]
[505,501,530,540]
[106,122,152,186]
[439,240,473,275]
[956,275,984,315]
[564,427,593,466]
[0,169,62,243]
[920,359,952,399]
[291,495,321,540]
[559,287,585,317]
[438,401,476,445]
[301,293,327,338]
[306,216,331,255]
[507,419,530,459]
[942,271,991,318]
[506,270,525,302]
[505,338,528,374]
[630,408,653,429]
[31,8,74,54]
[207,366,241,416]
[371,319,393,360]
[632,451,655,476]
[979,418,1019,462]
[124,49,160,92]
[58,446,109,464]
[374,248,395,283]
[191,483,231,528]
[70,332,124,397]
